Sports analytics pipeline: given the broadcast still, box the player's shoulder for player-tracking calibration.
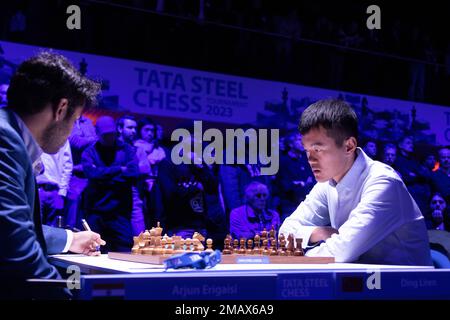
[366,159,403,183]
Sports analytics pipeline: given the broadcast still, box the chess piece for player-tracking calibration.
[238,238,246,254]
[161,238,168,254]
[278,238,287,256]
[270,238,278,255]
[143,229,151,247]
[254,234,261,255]
[155,221,163,236]
[180,239,186,252]
[233,239,239,254]
[205,238,214,252]
[286,233,295,256]
[192,240,199,252]
[269,225,276,241]
[193,232,205,242]
[294,238,304,256]
[185,238,192,251]
[132,236,140,254]
[262,239,269,255]
[261,228,268,241]
[223,236,232,254]
[246,239,253,254]
[165,237,174,255]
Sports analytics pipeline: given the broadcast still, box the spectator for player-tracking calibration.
[117,115,137,145]
[67,115,97,229]
[36,140,73,227]
[395,135,431,214]
[425,193,450,231]
[275,131,315,221]
[82,116,139,252]
[135,117,166,171]
[423,153,437,172]
[381,143,397,167]
[362,140,378,159]
[151,146,219,239]
[230,182,280,240]
[430,147,450,202]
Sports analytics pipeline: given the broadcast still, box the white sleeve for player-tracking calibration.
[305,177,409,262]
[62,230,73,253]
[58,141,73,197]
[279,182,330,248]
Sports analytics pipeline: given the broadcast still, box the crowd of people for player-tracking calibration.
[21,107,450,253]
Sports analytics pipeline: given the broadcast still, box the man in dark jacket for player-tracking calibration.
[82,116,139,252]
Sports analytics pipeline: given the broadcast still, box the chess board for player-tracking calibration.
[121,223,334,265]
[108,252,335,265]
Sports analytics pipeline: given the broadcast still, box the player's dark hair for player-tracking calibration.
[299,99,358,146]
[7,51,100,118]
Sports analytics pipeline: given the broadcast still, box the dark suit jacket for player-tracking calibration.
[0,108,69,299]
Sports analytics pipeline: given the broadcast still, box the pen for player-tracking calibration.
[81,219,91,231]
[81,219,100,252]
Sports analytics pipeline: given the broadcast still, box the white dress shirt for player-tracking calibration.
[279,148,432,266]
[36,140,73,197]
[13,113,73,252]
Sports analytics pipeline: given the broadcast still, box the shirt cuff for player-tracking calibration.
[279,225,316,249]
[296,226,317,249]
[62,230,73,253]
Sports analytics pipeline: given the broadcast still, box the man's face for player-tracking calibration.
[247,185,269,211]
[399,137,414,153]
[431,195,446,212]
[302,126,353,183]
[364,142,377,157]
[439,148,450,169]
[424,155,436,170]
[140,124,155,143]
[383,147,396,166]
[41,106,83,154]
[119,119,137,144]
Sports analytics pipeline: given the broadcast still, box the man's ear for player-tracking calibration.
[345,137,357,153]
[54,98,69,121]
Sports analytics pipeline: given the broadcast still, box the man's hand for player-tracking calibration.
[69,231,106,256]
[309,226,339,245]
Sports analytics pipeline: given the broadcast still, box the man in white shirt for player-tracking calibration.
[37,140,73,227]
[279,99,432,266]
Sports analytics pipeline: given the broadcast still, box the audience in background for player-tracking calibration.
[362,140,378,160]
[36,140,73,227]
[81,116,139,252]
[67,115,97,229]
[425,193,450,231]
[230,182,280,240]
[431,147,450,202]
[275,131,315,221]
[395,135,431,214]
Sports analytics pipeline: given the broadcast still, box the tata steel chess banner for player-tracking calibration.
[1,40,449,145]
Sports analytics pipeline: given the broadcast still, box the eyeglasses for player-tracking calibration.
[255,193,268,199]
[432,200,445,204]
